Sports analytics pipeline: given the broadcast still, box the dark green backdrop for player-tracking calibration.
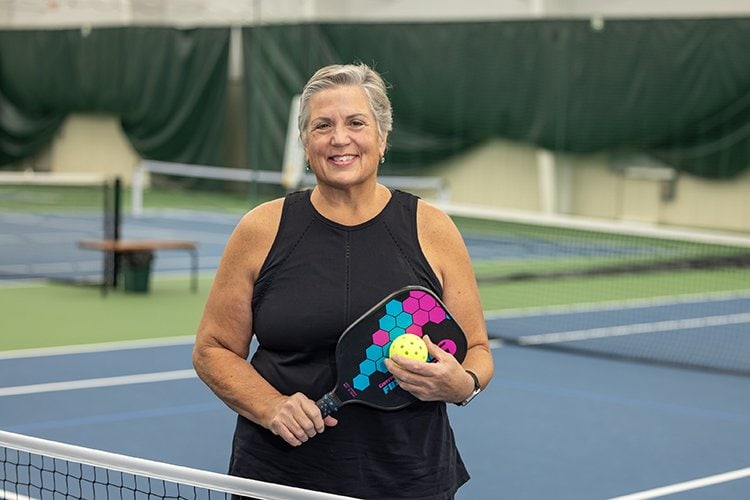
[244,19,750,179]
[0,27,229,166]
[2,19,750,179]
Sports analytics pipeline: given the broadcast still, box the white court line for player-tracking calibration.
[0,336,196,360]
[484,289,750,320]
[0,491,33,500]
[610,466,750,499]
[0,370,196,397]
[519,312,750,345]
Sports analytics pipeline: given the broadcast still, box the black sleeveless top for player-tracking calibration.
[229,189,469,499]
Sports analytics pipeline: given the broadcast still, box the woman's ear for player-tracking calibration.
[379,134,388,158]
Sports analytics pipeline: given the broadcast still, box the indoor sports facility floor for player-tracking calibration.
[2,335,749,499]
[2,208,749,499]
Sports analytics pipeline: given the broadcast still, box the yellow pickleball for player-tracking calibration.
[389,333,428,362]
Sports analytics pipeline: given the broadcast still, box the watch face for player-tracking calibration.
[460,387,481,406]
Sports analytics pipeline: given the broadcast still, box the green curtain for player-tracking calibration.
[243,19,750,179]
[0,27,229,167]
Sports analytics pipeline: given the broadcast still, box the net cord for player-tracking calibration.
[131,160,451,216]
[0,430,356,500]
[0,171,110,186]
[445,203,750,249]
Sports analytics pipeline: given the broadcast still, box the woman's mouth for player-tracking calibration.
[329,155,356,165]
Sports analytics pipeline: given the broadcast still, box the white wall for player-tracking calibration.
[2,0,750,28]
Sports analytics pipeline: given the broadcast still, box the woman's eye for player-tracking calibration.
[350,120,365,127]
[313,122,330,130]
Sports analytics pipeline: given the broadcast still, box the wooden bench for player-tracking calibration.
[78,239,199,294]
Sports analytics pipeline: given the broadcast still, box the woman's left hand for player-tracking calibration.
[383,335,474,404]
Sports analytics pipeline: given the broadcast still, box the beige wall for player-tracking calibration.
[432,139,541,212]
[47,114,139,184]
[429,138,750,233]
[660,170,750,232]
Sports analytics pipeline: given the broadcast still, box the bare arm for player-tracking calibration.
[384,200,494,404]
[192,199,336,446]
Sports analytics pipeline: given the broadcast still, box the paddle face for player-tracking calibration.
[316,286,467,416]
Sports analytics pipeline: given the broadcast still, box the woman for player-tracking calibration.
[193,63,493,499]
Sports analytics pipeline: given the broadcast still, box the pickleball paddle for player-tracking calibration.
[316,286,467,416]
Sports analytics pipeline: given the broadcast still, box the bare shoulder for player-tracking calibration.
[416,199,471,285]
[235,198,285,238]
[220,198,285,278]
[416,199,463,248]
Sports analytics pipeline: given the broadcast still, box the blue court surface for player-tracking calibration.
[2,209,750,498]
[2,315,749,499]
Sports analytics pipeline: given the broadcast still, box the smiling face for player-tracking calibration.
[304,85,388,190]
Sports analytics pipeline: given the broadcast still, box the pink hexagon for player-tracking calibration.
[402,297,420,313]
[429,307,446,323]
[406,325,423,336]
[412,309,429,326]
[372,329,390,346]
[410,290,426,299]
[419,295,437,311]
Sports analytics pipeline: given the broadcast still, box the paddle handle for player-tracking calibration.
[316,392,343,417]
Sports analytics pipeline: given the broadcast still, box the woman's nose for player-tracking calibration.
[331,125,350,145]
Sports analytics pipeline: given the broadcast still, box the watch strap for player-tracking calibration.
[456,370,481,406]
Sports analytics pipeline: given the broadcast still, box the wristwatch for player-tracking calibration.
[456,370,482,407]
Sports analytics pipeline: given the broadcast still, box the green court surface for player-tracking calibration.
[0,277,212,351]
[2,269,747,352]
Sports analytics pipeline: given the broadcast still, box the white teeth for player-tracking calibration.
[331,155,355,161]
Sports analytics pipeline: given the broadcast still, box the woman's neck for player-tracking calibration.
[310,182,391,225]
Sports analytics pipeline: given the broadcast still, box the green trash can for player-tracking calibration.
[120,250,154,293]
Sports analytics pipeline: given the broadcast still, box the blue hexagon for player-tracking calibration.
[359,359,377,376]
[353,374,370,391]
[385,299,404,316]
[389,328,406,341]
[382,341,392,355]
[366,344,384,361]
[379,315,396,331]
[396,311,413,328]
[376,358,388,373]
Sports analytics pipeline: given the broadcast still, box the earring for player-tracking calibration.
[380,156,385,165]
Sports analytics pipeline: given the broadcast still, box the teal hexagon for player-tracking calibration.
[389,328,406,341]
[353,374,370,390]
[385,299,404,316]
[359,359,377,376]
[366,344,384,361]
[396,311,413,328]
[379,315,396,332]
[376,357,388,373]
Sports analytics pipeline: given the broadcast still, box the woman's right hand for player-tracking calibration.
[265,392,338,446]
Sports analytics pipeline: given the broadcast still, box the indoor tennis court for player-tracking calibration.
[2,1,750,499]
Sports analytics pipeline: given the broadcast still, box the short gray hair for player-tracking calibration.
[298,63,393,147]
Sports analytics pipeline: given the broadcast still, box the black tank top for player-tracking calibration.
[230,189,469,499]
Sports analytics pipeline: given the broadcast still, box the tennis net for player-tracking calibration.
[447,204,750,376]
[0,430,355,500]
[0,171,121,286]
[129,160,450,217]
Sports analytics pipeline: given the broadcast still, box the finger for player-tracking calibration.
[386,355,417,376]
[423,335,446,361]
[270,421,303,447]
[287,397,325,439]
[424,335,459,365]
[270,394,320,445]
[301,400,326,434]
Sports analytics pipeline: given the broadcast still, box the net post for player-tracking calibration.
[112,177,122,288]
[132,162,144,217]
